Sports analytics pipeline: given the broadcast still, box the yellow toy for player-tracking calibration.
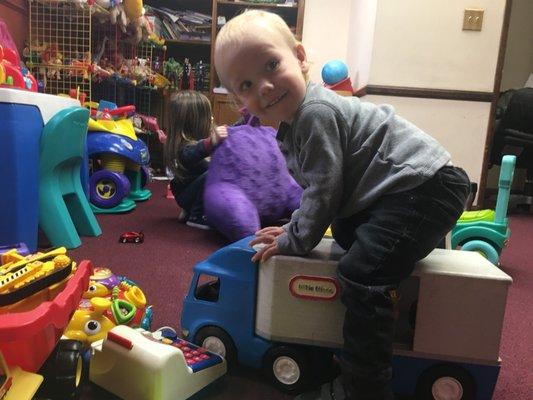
[0,247,91,400]
[0,247,75,311]
[0,344,43,400]
[123,0,151,44]
[83,281,111,298]
[123,0,142,21]
[64,297,116,346]
[69,266,153,346]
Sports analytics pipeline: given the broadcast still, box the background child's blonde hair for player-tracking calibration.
[164,90,213,182]
[215,9,308,82]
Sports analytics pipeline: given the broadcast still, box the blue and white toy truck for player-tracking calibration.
[181,237,512,400]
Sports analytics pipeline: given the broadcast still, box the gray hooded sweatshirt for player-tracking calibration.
[276,83,451,255]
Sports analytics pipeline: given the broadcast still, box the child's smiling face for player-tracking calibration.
[216,23,308,124]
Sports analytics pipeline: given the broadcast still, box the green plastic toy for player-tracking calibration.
[451,155,516,265]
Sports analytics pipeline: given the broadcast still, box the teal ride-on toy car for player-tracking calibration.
[452,155,516,265]
[87,101,151,214]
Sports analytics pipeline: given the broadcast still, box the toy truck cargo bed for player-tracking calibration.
[256,238,345,347]
[0,260,92,373]
[256,240,512,363]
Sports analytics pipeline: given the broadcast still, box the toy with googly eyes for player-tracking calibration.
[64,297,116,345]
[74,267,153,344]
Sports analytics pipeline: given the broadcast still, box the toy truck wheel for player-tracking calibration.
[194,326,237,367]
[90,170,131,208]
[460,239,500,265]
[416,364,475,400]
[37,339,86,399]
[263,346,311,394]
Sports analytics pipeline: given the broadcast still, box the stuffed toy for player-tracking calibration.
[205,115,303,242]
[123,0,151,44]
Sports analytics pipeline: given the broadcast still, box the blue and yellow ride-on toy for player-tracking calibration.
[452,155,516,265]
[87,101,151,214]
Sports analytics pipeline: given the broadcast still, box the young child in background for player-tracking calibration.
[164,90,227,230]
[215,10,470,400]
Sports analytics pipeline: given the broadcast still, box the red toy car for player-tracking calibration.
[119,231,144,244]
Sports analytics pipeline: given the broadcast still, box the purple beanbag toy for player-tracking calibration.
[205,118,302,242]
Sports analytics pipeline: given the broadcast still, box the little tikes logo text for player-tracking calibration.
[289,275,340,301]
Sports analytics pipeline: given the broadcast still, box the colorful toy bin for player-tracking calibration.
[86,101,151,214]
[0,87,80,252]
[64,267,153,347]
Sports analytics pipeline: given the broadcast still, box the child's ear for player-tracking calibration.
[295,43,309,74]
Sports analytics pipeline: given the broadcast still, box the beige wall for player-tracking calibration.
[302,0,509,204]
[303,0,377,90]
[370,0,506,91]
[362,95,491,189]
[500,0,533,90]
[302,0,352,84]
[367,0,507,202]
[346,0,377,90]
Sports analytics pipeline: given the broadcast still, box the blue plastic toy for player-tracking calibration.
[181,237,510,399]
[39,107,101,249]
[321,59,349,85]
[452,155,516,265]
[0,88,81,252]
[86,101,151,214]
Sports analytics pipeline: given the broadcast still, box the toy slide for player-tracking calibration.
[90,324,227,400]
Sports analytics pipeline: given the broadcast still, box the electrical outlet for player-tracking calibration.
[463,8,484,31]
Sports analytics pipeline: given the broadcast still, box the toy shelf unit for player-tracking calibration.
[91,22,166,115]
[146,1,212,93]
[91,21,168,172]
[26,0,92,100]
[210,0,305,125]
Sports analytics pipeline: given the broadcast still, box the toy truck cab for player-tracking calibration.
[181,237,512,399]
[181,240,273,369]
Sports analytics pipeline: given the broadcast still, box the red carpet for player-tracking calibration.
[69,180,532,400]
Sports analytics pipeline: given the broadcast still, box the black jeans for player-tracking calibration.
[331,166,470,399]
[170,172,207,218]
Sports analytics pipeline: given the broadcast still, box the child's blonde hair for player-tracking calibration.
[214,9,308,84]
[164,90,213,182]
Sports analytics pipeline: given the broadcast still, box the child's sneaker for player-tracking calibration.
[178,209,189,222]
[186,215,211,230]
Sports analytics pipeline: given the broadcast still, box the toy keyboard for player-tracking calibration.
[90,325,227,400]
[152,335,223,373]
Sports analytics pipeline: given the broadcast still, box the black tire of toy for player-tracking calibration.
[37,339,86,400]
[194,326,238,368]
[416,363,476,400]
[263,345,311,394]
